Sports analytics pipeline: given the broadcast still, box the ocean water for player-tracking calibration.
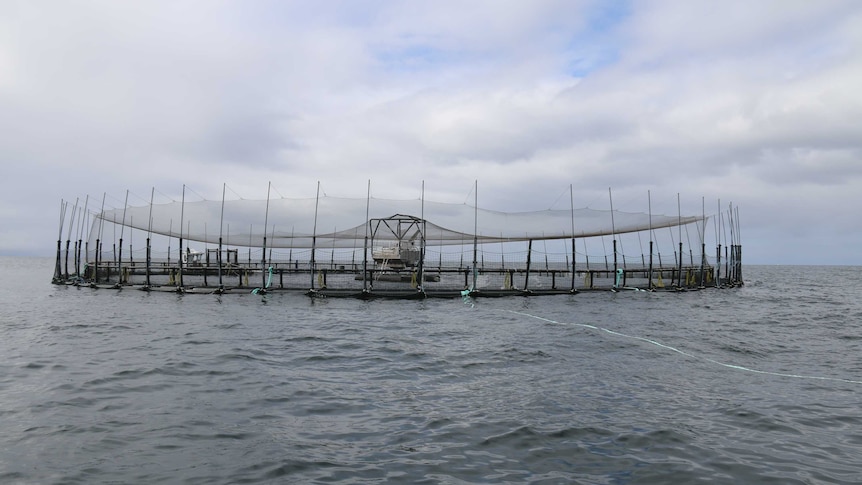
[2,257,862,484]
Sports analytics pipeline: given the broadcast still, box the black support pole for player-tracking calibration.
[524,239,533,291]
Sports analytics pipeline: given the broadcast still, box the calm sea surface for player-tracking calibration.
[2,257,862,484]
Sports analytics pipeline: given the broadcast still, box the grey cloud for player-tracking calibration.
[1,1,861,264]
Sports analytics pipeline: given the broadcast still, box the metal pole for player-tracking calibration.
[570,184,576,292]
[699,197,706,287]
[310,181,320,290]
[64,198,78,280]
[96,193,106,284]
[53,200,66,282]
[418,181,426,294]
[261,182,271,292]
[218,183,225,291]
[609,188,617,281]
[146,187,154,288]
[472,181,478,292]
[524,239,533,291]
[117,190,129,285]
[677,193,683,289]
[735,205,743,284]
[178,185,185,290]
[76,195,89,278]
[363,180,370,293]
[648,190,653,289]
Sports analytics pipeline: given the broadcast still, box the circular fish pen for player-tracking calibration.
[52,183,743,298]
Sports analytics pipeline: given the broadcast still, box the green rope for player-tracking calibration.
[251,266,274,294]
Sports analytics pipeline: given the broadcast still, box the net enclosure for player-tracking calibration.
[91,195,701,248]
[54,184,743,297]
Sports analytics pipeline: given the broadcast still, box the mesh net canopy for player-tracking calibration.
[89,194,702,250]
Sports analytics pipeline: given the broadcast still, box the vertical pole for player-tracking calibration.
[724,244,729,286]
[218,183,225,291]
[54,200,66,282]
[63,205,72,281]
[730,206,736,284]
[117,190,129,285]
[439,233,443,278]
[716,243,721,286]
[667,225,675,283]
[727,202,735,284]
[471,180,478,292]
[261,182,271,291]
[648,241,654,289]
[70,200,78,279]
[638,231,644,268]
[202,222,207,287]
[110,218,116,283]
[583,238,589,271]
[310,181,320,290]
[648,190,653,289]
[700,197,706,287]
[735,205,743,284]
[289,227,295,270]
[144,238,152,289]
[204,246,209,286]
[418,181,426,294]
[167,218,172,268]
[76,195,89,278]
[609,188,617,282]
[72,241,78,279]
[145,188,154,288]
[685,222,694,265]
[178,185,186,290]
[524,239,533,291]
[64,198,78,280]
[570,184,576,292]
[677,193,683,289]
[270,225,275,265]
[97,240,102,282]
[500,233,505,271]
[96,193,107,284]
[715,199,721,287]
[129,215,134,267]
[723,210,729,283]
[363,180,370,293]
[111,240,116,283]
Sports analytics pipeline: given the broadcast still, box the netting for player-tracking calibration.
[88,194,702,250]
[54,186,745,293]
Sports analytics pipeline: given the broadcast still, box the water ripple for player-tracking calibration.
[2,261,862,483]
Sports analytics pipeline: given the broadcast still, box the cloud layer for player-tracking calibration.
[2,0,861,263]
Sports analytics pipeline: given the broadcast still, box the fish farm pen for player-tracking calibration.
[52,183,743,298]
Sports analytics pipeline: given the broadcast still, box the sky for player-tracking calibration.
[1,0,861,265]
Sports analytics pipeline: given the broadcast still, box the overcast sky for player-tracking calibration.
[2,0,861,264]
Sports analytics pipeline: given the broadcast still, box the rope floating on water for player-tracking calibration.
[505,309,862,385]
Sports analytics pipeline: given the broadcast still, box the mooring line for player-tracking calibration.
[505,309,862,385]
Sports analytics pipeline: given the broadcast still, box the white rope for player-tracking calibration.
[505,309,862,385]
